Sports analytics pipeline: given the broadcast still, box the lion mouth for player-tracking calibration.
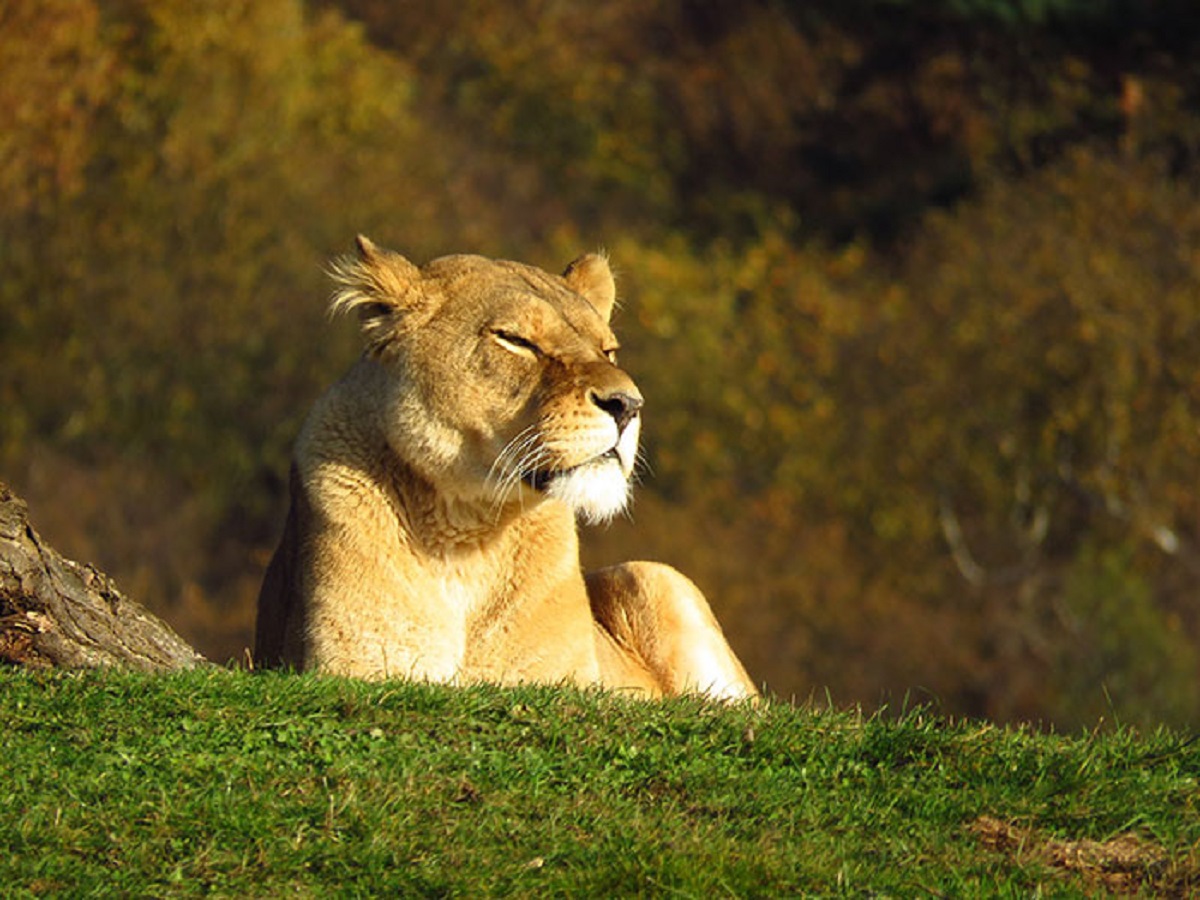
[522,448,621,492]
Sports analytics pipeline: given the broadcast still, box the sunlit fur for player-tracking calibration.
[254,237,758,701]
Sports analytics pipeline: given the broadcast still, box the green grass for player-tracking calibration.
[2,669,1197,897]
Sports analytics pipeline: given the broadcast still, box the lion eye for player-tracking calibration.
[604,347,619,364]
[492,330,542,357]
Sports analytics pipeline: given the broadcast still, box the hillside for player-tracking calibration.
[3,669,1197,895]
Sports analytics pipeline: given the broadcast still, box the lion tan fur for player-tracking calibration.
[254,237,757,700]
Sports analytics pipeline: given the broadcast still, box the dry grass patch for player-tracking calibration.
[969,815,1198,896]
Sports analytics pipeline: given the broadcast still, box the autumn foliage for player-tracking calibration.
[3,0,1199,727]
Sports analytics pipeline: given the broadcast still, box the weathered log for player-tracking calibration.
[0,480,208,671]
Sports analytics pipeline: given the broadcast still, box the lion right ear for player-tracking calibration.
[563,252,617,323]
[328,235,429,351]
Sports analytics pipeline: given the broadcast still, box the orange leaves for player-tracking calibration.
[0,0,116,212]
[2,0,1200,721]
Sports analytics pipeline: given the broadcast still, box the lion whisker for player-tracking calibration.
[487,427,552,520]
[632,445,652,483]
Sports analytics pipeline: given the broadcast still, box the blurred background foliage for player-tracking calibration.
[3,0,1200,728]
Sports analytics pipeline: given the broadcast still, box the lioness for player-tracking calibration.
[254,237,757,700]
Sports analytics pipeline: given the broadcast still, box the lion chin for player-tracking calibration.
[534,454,631,526]
[253,236,758,701]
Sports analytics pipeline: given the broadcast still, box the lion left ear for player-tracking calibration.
[563,253,617,323]
[328,235,432,353]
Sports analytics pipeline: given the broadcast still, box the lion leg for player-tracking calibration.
[586,561,758,701]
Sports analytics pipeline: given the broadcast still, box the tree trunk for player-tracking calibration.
[0,480,208,671]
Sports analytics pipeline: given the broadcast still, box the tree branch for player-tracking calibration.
[0,480,208,671]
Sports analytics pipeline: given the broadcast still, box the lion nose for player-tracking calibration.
[591,389,643,432]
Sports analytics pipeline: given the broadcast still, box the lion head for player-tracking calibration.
[327,236,643,524]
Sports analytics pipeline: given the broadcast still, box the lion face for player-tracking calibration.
[330,237,642,523]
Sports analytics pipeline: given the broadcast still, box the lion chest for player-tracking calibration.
[441,533,599,683]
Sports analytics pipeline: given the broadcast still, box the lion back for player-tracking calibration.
[253,464,309,669]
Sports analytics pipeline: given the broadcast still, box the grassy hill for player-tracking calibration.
[2,668,1196,896]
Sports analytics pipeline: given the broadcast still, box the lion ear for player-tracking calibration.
[563,253,617,323]
[328,235,429,350]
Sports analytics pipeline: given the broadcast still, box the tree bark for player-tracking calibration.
[0,480,208,671]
